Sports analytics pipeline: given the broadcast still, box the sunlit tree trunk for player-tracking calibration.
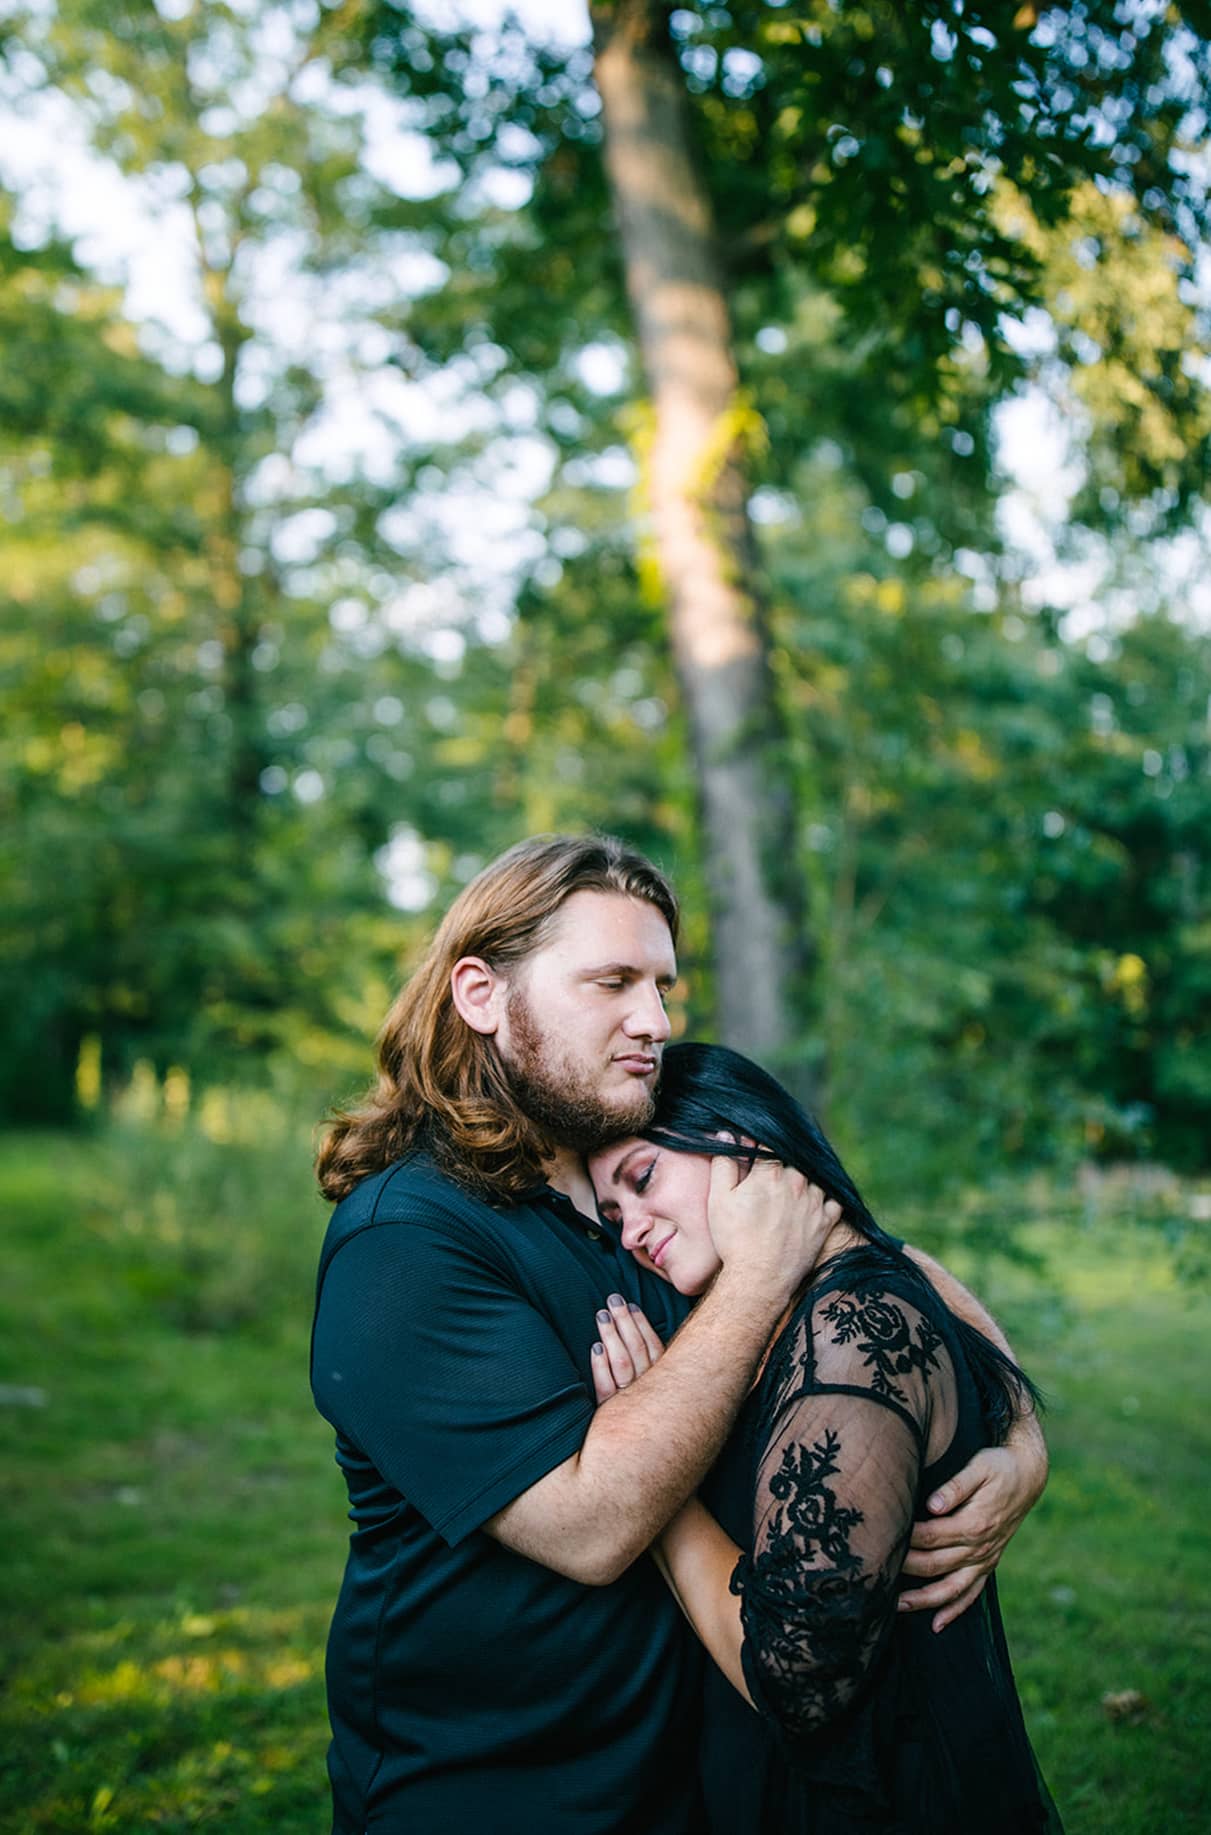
[192,197,263,854]
[591,0,814,1089]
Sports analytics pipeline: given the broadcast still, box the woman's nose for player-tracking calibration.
[620,1207,649,1254]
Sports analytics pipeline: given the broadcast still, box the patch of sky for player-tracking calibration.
[293,769,325,805]
[271,509,339,568]
[722,49,764,96]
[749,488,798,527]
[681,45,718,85]
[574,341,629,396]
[412,0,590,47]
[376,826,437,912]
[563,446,637,491]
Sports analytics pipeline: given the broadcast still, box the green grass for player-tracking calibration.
[988,1225,1211,1835]
[0,1130,1207,1833]
[0,1131,345,1833]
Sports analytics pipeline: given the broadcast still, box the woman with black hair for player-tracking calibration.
[588,1041,1062,1835]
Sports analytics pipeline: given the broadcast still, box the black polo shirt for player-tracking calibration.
[310,1150,704,1835]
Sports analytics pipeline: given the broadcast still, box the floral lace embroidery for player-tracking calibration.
[822,1289,943,1407]
[765,1427,864,1570]
[735,1283,937,1742]
[735,1419,901,1738]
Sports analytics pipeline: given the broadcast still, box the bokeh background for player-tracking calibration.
[1,1,1209,1829]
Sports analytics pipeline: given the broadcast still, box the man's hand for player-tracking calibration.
[901,1429,1049,1632]
[707,1156,841,1303]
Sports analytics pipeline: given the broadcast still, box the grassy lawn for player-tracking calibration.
[1,1131,1207,1833]
[989,1222,1211,1835]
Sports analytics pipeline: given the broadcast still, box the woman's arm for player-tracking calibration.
[597,1284,940,1737]
[590,1306,753,1695]
[653,1499,753,1705]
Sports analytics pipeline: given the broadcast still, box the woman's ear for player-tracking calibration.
[450,956,506,1035]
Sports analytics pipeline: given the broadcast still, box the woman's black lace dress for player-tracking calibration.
[697,1246,1063,1835]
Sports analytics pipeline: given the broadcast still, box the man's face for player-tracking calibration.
[495,890,676,1153]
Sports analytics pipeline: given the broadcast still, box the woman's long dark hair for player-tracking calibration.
[647,1042,1040,1442]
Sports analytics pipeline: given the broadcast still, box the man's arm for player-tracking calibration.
[899,1244,1048,1631]
[486,1160,837,1586]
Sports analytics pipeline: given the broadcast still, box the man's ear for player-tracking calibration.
[450,956,507,1035]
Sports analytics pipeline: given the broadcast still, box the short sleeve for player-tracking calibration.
[311,1216,594,1546]
[732,1280,955,1746]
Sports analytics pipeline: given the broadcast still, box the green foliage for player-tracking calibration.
[352,0,1211,1173]
[0,0,472,1113]
[759,442,1211,1178]
[1,0,1209,1179]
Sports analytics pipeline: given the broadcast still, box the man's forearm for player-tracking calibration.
[486,1267,784,1584]
[905,1244,1047,1474]
[904,1243,1016,1356]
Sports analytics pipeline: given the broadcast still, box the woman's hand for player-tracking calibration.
[591,1295,665,1402]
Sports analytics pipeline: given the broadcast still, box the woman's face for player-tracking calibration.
[588,1137,723,1296]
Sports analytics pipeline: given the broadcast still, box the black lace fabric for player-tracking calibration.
[705,1252,1062,1834]
[733,1282,956,1739]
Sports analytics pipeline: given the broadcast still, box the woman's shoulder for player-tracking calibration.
[806,1241,962,1324]
[763,1244,957,1429]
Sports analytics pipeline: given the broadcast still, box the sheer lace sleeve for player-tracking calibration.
[731,1276,956,1746]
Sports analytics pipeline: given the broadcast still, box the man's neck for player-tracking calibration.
[545,1148,598,1220]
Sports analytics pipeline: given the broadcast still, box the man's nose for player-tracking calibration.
[623,982,672,1042]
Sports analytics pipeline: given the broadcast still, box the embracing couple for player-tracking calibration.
[311,834,1062,1834]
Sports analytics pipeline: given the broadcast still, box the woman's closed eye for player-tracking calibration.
[630,1155,657,1196]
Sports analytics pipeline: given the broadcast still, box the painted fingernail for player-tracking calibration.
[592,1342,604,1356]
[597,1310,611,1325]
[628,1302,643,1314]
[608,1293,626,1308]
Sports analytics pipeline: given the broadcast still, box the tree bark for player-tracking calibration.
[590,0,814,1087]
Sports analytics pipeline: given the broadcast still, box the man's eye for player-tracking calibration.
[598,979,624,991]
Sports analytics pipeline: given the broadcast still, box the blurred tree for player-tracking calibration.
[0,200,206,1118]
[591,0,808,1083]
[0,0,477,1113]
[3,0,1209,1186]
[363,0,1211,1109]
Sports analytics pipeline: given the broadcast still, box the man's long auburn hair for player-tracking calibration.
[315,833,679,1204]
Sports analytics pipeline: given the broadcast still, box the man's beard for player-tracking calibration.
[502,987,658,1153]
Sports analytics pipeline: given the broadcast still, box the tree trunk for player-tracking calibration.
[191,183,262,859]
[591,0,814,1089]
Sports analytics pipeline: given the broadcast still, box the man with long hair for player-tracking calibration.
[311,833,1046,1835]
